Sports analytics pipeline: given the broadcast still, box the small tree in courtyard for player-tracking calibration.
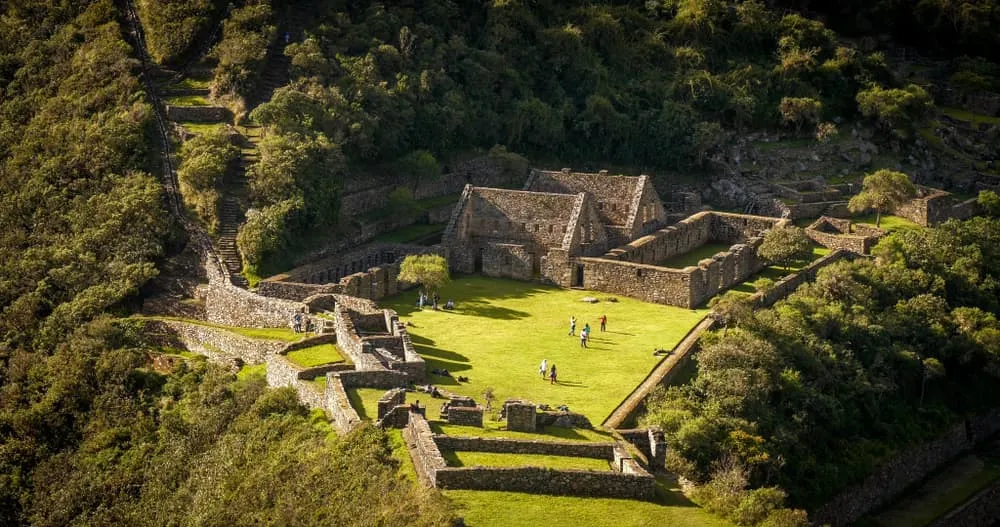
[848,169,917,227]
[757,226,812,272]
[398,254,450,295]
[709,291,755,335]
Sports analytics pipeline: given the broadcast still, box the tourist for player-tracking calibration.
[580,329,588,348]
[445,299,455,310]
[568,316,576,336]
[584,322,591,335]
[292,311,303,333]
[549,364,557,384]
[600,314,607,332]
[433,292,440,310]
[538,358,548,379]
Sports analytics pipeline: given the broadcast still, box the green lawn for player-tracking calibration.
[659,242,734,268]
[872,455,1000,526]
[384,276,708,423]
[347,387,396,420]
[374,223,446,244]
[143,316,305,342]
[430,421,614,442]
[311,376,327,392]
[165,94,211,106]
[285,343,347,368]
[179,121,226,136]
[445,476,733,527]
[853,213,921,232]
[442,451,612,471]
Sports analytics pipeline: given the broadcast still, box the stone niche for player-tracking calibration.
[504,400,537,432]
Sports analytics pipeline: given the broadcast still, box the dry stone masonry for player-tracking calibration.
[805,217,885,254]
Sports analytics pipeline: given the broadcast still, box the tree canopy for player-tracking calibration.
[398,254,451,292]
[848,169,918,227]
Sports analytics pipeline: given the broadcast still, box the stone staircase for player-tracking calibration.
[217,126,262,288]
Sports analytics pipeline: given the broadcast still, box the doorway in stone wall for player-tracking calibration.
[475,248,484,273]
[573,264,584,287]
[529,252,540,277]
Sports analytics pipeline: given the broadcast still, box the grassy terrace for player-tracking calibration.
[430,421,614,442]
[444,477,733,527]
[853,213,921,233]
[164,94,212,106]
[442,451,612,471]
[942,107,1000,126]
[870,454,1000,526]
[384,276,708,423]
[142,316,305,342]
[347,387,396,420]
[729,244,830,294]
[285,343,346,368]
[179,121,226,136]
[658,242,734,268]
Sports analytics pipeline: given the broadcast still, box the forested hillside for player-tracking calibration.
[0,2,449,525]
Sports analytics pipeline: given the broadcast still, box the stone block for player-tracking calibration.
[504,400,537,432]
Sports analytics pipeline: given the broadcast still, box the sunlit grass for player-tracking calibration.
[442,451,612,471]
[430,420,614,442]
[384,276,708,423]
[143,316,305,341]
[285,343,346,368]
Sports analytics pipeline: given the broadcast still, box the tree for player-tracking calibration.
[397,149,441,193]
[710,291,755,334]
[398,254,450,293]
[978,190,1000,217]
[920,357,945,406]
[848,169,918,227]
[778,97,822,133]
[856,84,934,138]
[757,226,811,271]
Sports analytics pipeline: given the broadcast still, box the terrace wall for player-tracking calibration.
[325,373,362,434]
[433,436,615,459]
[433,467,655,500]
[165,105,232,122]
[805,218,884,254]
[144,319,288,365]
[265,355,328,410]
[205,282,306,328]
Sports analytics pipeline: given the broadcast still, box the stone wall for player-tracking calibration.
[144,319,288,365]
[205,282,306,328]
[257,281,343,301]
[336,370,411,389]
[754,250,854,308]
[376,405,412,429]
[783,201,852,220]
[536,410,593,429]
[805,217,884,254]
[505,400,537,432]
[433,466,655,500]
[812,408,1000,527]
[433,436,615,459]
[403,412,448,486]
[445,407,484,427]
[165,105,232,122]
[617,428,667,471]
[377,388,406,419]
[324,373,362,434]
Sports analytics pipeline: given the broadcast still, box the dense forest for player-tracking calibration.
[0,2,449,525]
[645,214,1000,522]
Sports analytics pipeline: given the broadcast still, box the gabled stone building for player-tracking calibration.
[443,185,610,282]
[524,168,667,246]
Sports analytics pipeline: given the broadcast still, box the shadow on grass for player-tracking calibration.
[555,379,587,388]
[413,343,470,364]
[388,275,555,320]
[345,388,371,421]
[654,475,701,508]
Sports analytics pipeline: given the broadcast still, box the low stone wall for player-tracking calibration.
[165,105,232,122]
[337,369,411,389]
[265,355,338,410]
[433,466,655,500]
[376,405,411,429]
[205,282,306,328]
[257,281,344,301]
[324,373,362,434]
[927,481,1000,527]
[536,410,593,429]
[144,319,288,365]
[433,436,615,459]
[617,428,667,470]
[403,413,448,486]
[812,408,1000,527]
[783,201,851,220]
[378,388,406,419]
[805,217,884,255]
[446,406,484,427]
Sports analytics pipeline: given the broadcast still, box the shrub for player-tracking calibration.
[136,0,214,64]
[176,129,238,233]
[211,3,276,100]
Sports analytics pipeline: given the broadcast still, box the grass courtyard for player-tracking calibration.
[384,276,708,423]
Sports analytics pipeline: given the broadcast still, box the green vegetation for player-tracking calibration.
[660,243,735,268]
[849,169,919,227]
[399,254,451,293]
[856,84,935,139]
[446,476,733,527]
[374,223,447,244]
[941,107,1000,126]
[645,218,1000,517]
[179,121,227,136]
[430,421,614,443]
[238,363,267,381]
[177,128,239,233]
[286,343,346,368]
[210,1,275,105]
[347,387,396,421]
[853,214,921,232]
[757,226,812,271]
[385,276,708,422]
[872,455,1000,526]
[167,76,212,91]
[164,94,212,106]
[442,451,613,471]
[136,0,215,64]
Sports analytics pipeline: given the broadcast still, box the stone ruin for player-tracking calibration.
[894,185,981,227]
[502,399,593,432]
[770,178,857,220]
[439,396,484,427]
[805,216,885,254]
[443,168,788,308]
